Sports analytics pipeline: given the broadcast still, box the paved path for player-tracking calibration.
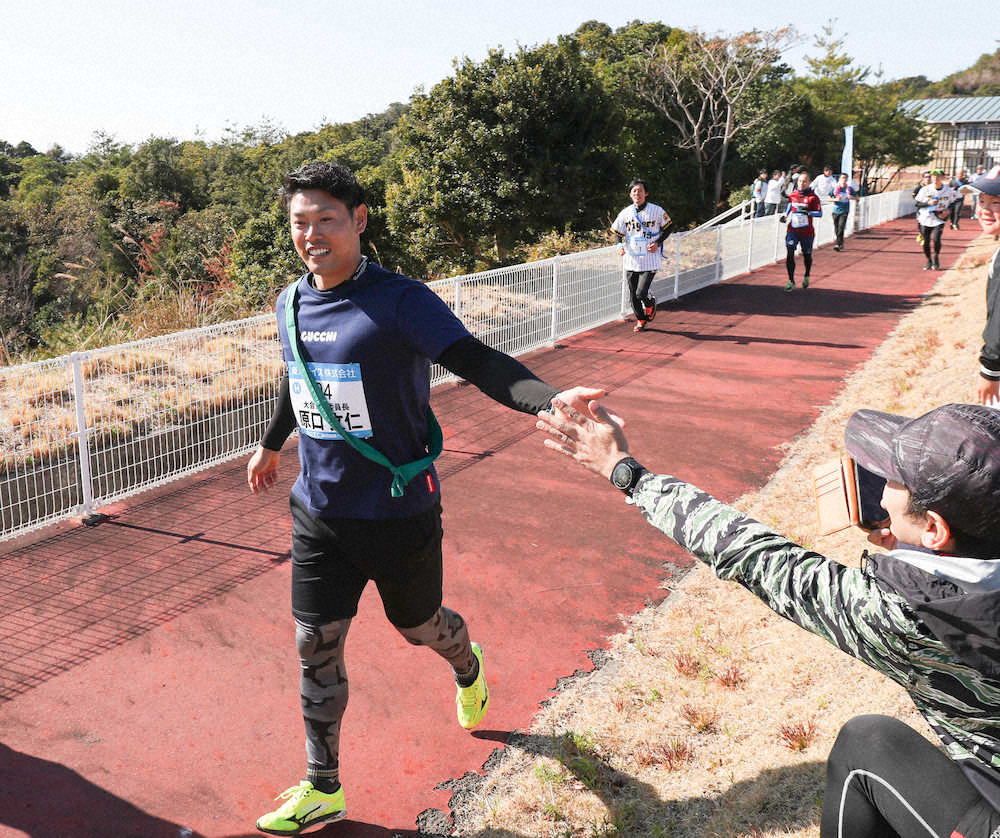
[0,218,982,837]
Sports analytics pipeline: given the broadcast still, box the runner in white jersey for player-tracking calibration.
[611,179,672,332]
[914,169,957,271]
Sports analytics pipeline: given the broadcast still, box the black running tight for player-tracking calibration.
[919,224,943,260]
[626,270,656,321]
[821,715,998,838]
[786,247,812,281]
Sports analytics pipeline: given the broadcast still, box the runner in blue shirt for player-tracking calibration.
[247,161,610,835]
[831,173,858,251]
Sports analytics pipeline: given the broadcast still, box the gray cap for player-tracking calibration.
[845,404,1000,541]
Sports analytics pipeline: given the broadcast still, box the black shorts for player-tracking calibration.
[289,494,444,629]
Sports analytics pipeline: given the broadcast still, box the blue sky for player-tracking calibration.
[1,0,995,155]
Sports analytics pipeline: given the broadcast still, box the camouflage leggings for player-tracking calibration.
[297,606,476,777]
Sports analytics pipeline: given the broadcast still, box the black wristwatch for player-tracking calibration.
[610,457,645,497]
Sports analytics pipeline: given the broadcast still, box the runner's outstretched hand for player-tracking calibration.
[552,387,625,429]
[536,398,629,479]
[247,446,281,495]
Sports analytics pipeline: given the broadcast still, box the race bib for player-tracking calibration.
[627,233,648,254]
[288,361,373,440]
[790,212,810,229]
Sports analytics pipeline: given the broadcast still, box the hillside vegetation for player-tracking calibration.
[897,47,1000,98]
[0,21,947,364]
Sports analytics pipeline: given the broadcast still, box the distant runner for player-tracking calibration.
[914,169,956,271]
[831,173,858,252]
[247,161,609,835]
[612,179,673,333]
[781,170,822,291]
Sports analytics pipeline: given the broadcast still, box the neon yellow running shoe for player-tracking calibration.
[456,642,489,730]
[256,781,346,835]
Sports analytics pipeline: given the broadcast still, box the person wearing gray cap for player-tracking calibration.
[535,399,1000,838]
[970,165,1000,405]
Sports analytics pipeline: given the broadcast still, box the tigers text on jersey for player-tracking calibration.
[613,202,670,272]
[916,184,957,228]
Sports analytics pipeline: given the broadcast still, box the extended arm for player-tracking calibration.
[439,336,620,424]
[438,335,558,414]
[535,400,915,681]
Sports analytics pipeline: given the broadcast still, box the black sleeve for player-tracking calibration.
[657,221,674,244]
[260,374,298,451]
[437,335,559,415]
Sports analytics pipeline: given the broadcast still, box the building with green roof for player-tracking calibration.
[901,96,1000,174]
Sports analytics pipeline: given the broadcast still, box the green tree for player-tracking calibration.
[386,41,622,275]
[797,23,933,192]
[565,21,703,225]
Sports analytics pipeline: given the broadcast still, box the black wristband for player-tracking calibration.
[610,457,646,497]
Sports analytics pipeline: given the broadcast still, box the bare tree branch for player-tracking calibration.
[633,26,802,207]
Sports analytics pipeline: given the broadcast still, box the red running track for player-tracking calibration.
[0,218,982,837]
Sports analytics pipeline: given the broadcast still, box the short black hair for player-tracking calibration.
[905,493,1000,559]
[798,169,812,179]
[280,161,366,212]
[628,178,649,193]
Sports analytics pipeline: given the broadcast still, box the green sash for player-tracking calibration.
[284,276,443,498]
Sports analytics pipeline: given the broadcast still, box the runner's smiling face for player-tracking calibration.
[629,184,648,206]
[289,190,367,289]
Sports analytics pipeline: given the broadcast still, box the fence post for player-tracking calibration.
[621,263,629,318]
[746,214,754,274]
[453,278,462,322]
[773,214,781,262]
[673,235,680,299]
[715,226,722,283]
[70,352,95,519]
[550,256,559,345]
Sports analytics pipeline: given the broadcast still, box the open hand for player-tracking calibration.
[553,387,625,428]
[247,447,281,495]
[536,398,629,479]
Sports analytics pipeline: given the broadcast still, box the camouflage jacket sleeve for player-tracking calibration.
[632,473,918,685]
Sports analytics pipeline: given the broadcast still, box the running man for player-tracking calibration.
[247,161,608,835]
[914,168,956,271]
[811,164,836,201]
[831,173,858,251]
[781,170,822,291]
[612,179,673,333]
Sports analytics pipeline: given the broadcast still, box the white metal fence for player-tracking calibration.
[0,189,915,542]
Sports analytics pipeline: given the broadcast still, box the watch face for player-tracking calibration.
[612,461,633,489]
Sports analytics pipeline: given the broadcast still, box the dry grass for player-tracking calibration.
[461,232,1000,838]
[0,328,284,472]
